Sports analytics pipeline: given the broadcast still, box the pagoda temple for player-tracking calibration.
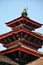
[0,9,43,65]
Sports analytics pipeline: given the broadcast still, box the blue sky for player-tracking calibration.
[0,0,43,52]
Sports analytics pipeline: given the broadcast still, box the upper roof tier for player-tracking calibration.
[6,9,42,30]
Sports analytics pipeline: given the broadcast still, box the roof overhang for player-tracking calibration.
[0,44,43,57]
[6,16,42,28]
[0,28,43,40]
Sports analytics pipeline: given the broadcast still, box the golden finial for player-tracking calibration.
[21,8,28,17]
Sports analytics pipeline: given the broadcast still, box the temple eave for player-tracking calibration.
[0,44,43,57]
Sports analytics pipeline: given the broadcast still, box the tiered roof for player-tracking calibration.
[0,9,43,65]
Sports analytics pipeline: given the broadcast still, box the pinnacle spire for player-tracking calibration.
[21,8,28,17]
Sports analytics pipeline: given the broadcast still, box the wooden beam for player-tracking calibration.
[12,34,16,40]
[28,35,32,41]
[3,39,7,43]
[18,51,21,60]
[24,34,28,39]
[23,24,35,30]
[7,37,11,43]
[0,55,19,65]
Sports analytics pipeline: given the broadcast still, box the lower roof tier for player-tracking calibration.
[0,55,19,65]
[0,48,40,65]
[0,44,43,60]
[0,28,43,50]
[5,50,39,65]
[0,43,43,65]
[0,44,43,56]
[0,55,43,65]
